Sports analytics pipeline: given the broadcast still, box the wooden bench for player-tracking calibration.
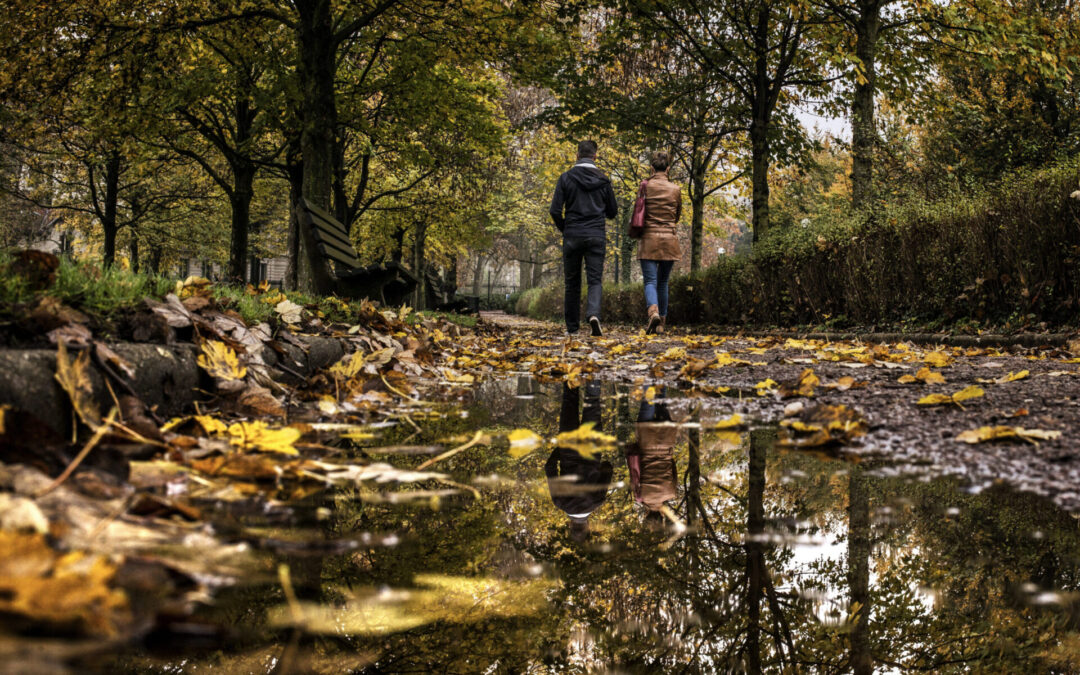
[295,198,417,305]
[422,265,479,313]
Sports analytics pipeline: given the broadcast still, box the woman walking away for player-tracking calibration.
[639,151,683,334]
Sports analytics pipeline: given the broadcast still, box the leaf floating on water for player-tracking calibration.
[197,340,247,381]
[955,426,1061,445]
[555,422,616,457]
[268,574,554,636]
[54,342,102,430]
[711,413,745,430]
[227,421,301,455]
[309,460,448,484]
[507,429,542,458]
[917,385,984,407]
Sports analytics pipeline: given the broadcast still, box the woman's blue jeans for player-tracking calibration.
[640,259,674,316]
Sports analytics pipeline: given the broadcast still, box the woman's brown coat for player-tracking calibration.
[638,171,683,261]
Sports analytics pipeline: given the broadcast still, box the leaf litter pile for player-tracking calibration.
[4,296,1080,666]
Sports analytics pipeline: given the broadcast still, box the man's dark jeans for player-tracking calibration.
[562,235,605,333]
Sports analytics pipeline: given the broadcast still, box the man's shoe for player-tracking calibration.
[588,316,602,337]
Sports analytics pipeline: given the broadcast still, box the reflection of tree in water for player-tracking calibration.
[108,380,1080,673]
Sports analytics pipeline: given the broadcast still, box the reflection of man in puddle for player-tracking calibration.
[545,382,613,542]
[626,390,679,526]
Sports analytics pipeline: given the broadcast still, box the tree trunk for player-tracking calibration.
[412,221,427,310]
[296,0,338,295]
[750,5,772,245]
[745,429,768,674]
[285,152,303,291]
[128,233,139,273]
[472,255,486,296]
[228,163,255,281]
[619,197,633,283]
[848,468,873,675]
[851,4,881,210]
[690,157,707,273]
[532,254,544,287]
[750,117,770,244]
[101,152,121,267]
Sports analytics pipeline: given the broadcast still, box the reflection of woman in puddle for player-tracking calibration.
[626,390,679,525]
[545,382,613,542]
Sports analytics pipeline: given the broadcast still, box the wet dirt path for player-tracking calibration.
[475,311,1080,511]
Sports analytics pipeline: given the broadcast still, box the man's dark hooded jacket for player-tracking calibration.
[549,161,618,237]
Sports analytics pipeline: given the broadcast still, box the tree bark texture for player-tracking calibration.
[851,2,881,210]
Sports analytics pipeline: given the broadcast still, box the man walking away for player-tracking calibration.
[549,140,618,336]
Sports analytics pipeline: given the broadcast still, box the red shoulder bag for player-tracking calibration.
[628,179,648,239]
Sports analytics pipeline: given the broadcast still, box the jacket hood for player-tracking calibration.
[566,165,611,192]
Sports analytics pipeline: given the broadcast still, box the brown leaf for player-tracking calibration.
[94,342,135,379]
[237,385,285,417]
[47,323,94,348]
[0,532,131,636]
[54,342,102,430]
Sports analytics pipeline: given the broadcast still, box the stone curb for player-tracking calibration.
[0,336,348,438]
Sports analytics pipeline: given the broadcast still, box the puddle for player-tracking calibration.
[61,377,1080,672]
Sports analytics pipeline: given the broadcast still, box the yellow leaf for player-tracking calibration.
[197,341,247,381]
[923,351,953,367]
[555,422,616,457]
[956,426,1061,444]
[952,385,985,402]
[918,385,984,406]
[780,368,819,398]
[227,421,301,455]
[916,367,946,384]
[712,413,744,430]
[755,379,778,396]
[658,347,687,361]
[54,342,102,429]
[507,428,542,458]
[1002,370,1029,383]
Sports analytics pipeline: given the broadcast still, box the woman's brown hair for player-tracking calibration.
[650,151,670,172]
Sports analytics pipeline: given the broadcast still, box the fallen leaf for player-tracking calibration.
[197,340,248,381]
[779,368,819,398]
[917,385,984,407]
[227,421,301,455]
[955,426,1061,444]
[923,351,954,368]
[711,413,745,430]
[555,422,616,457]
[507,429,542,458]
[54,342,102,429]
[275,299,304,325]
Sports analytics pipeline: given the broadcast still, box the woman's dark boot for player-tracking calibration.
[646,305,660,334]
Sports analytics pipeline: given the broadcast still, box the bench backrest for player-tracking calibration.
[296,198,361,271]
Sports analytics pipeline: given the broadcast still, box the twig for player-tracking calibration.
[380,374,431,405]
[416,430,486,471]
[278,564,304,625]
[37,408,118,497]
